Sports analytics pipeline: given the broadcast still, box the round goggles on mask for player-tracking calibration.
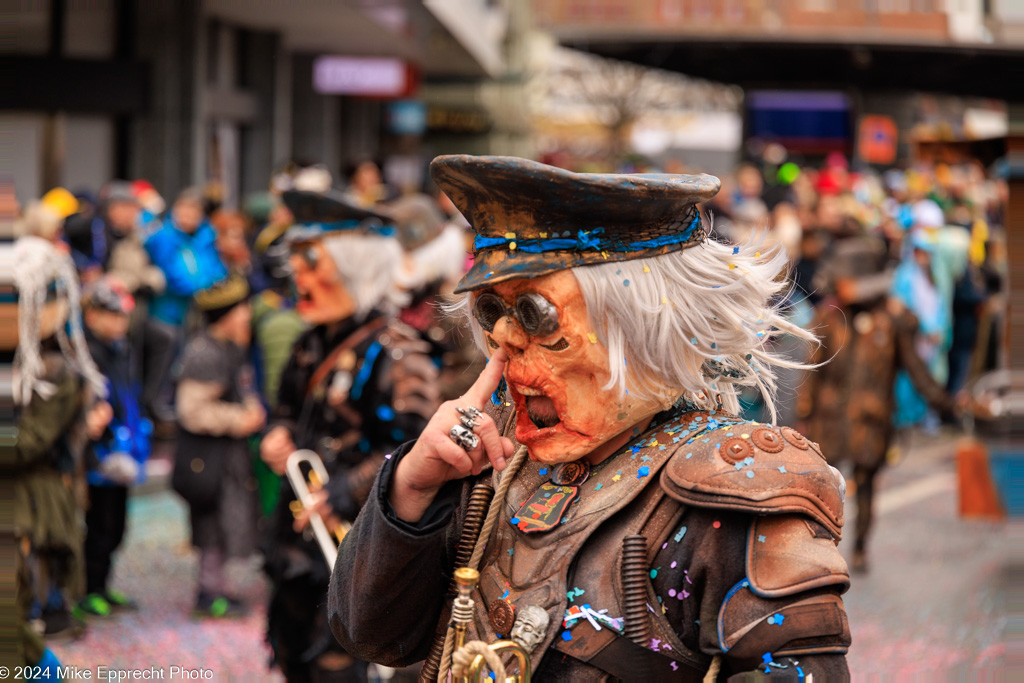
[472,291,559,338]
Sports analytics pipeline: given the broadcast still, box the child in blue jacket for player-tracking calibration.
[79,277,151,616]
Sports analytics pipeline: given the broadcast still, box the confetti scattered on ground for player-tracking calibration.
[50,489,283,681]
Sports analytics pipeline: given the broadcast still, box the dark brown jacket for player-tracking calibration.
[798,297,955,469]
[329,404,852,681]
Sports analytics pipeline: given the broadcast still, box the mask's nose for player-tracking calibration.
[490,315,528,353]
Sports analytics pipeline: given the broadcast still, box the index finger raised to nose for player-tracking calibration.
[461,349,508,409]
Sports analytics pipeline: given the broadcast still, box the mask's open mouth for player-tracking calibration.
[526,396,560,429]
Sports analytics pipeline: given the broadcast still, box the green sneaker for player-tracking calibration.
[102,589,138,610]
[193,592,247,619]
[77,593,111,617]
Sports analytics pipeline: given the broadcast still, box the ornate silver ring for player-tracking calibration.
[457,405,483,421]
[449,424,480,451]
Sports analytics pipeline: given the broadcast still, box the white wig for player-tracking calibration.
[452,231,817,422]
[321,233,409,318]
[397,224,468,292]
[13,234,107,405]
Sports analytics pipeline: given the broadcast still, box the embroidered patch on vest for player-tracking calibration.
[512,484,578,533]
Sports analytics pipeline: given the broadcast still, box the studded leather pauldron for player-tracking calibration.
[659,421,845,539]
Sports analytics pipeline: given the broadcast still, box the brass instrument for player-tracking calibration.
[448,567,533,683]
[286,449,351,569]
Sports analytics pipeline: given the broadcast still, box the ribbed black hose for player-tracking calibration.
[621,534,652,644]
[621,534,653,680]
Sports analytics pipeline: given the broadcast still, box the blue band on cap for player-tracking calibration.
[294,220,396,237]
[473,214,702,254]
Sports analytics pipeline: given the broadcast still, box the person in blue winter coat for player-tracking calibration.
[145,189,227,328]
[79,277,151,617]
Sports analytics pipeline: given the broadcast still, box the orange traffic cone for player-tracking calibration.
[957,437,1005,520]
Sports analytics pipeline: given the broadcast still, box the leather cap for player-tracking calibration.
[429,155,720,293]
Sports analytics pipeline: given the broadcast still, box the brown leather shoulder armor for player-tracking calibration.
[716,514,851,668]
[659,420,845,539]
[747,515,850,599]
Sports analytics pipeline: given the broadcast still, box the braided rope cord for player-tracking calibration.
[438,445,530,682]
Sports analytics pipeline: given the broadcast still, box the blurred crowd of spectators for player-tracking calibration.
[10,147,1008,667]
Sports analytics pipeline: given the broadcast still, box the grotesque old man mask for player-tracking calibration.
[429,156,791,466]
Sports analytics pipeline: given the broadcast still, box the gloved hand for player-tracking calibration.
[100,452,140,485]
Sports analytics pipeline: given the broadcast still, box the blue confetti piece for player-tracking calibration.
[758,535,766,543]
[641,455,652,462]
[650,568,658,579]
[561,631,572,641]
[691,337,698,344]
[539,468,548,475]
[376,405,396,421]
[763,653,773,665]
[686,452,693,459]
[594,483,603,490]
[746,471,755,479]
[510,517,520,525]
[502,590,509,599]
[734,462,745,471]
[778,465,787,473]
[715,443,721,449]
[508,548,514,556]
[733,246,740,254]
[774,613,785,624]
[674,526,687,542]
[638,466,650,478]
[744,456,754,465]
[623,279,630,286]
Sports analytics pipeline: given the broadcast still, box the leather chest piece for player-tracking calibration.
[465,409,723,673]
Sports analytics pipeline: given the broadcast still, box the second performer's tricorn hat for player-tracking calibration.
[430,155,720,293]
[282,189,394,244]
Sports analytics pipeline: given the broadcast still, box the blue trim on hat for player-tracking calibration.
[294,220,396,238]
[472,214,701,254]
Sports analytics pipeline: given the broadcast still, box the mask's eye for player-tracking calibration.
[297,246,319,270]
[485,335,499,349]
[540,337,569,351]
[473,292,507,333]
[515,292,559,337]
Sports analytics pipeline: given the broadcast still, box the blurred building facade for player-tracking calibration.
[534,0,1020,168]
[5,0,530,205]
[534,0,1017,46]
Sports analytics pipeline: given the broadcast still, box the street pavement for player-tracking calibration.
[838,430,1009,680]
[50,431,1009,682]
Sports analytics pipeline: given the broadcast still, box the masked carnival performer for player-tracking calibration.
[386,194,485,401]
[260,189,441,682]
[11,209,108,660]
[329,157,853,681]
[797,236,961,573]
